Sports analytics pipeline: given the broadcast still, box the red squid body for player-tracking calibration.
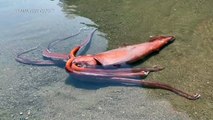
[72,36,175,67]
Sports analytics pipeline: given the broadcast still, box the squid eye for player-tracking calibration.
[75,62,87,68]
[76,63,82,67]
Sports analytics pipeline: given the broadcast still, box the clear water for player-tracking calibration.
[0,0,108,119]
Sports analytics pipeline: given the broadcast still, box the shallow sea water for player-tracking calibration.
[0,0,212,120]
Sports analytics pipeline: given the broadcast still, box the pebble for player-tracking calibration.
[27,110,31,115]
[98,106,102,110]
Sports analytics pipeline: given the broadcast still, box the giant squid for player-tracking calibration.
[16,28,200,100]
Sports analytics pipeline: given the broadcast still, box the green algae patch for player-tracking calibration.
[64,0,213,119]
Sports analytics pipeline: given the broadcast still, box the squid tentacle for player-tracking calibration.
[42,27,90,60]
[68,63,150,78]
[70,67,149,78]
[15,27,93,65]
[66,62,200,100]
[15,46,57,66]
[47,28,86,51]
[110,77,201,100]
[42,28,97,61]
[42,49,69,61]
[72,65,164,74]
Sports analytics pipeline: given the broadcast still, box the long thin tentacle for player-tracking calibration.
[42,49,69,61]
[42,28,89,60]
[70,68,149,78]
[72,65,164,74]
[47,28,84,50]
[42,28,97,60]
[110,77,201,100]
[67,57,164,78]
[15,28,90,65]
[78,28,98,52]
[67,65,200,100]
[15,46,57,65]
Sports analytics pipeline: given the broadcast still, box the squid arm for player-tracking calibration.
[67,65,201,100]
[42,28,84,60]
[15,46,58,66]
[110,77,201,100]
[42,28,97,61]
[15,28,96,65]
